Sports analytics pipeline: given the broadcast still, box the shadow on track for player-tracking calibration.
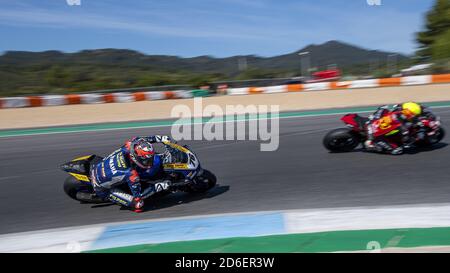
[404,142,448,155]
[142,185,230,212]
[89,185,230,212]
[325,143,448,155]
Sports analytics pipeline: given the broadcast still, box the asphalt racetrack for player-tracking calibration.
[1,107,450,234]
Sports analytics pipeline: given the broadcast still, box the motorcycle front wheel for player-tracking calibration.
[188,169,217,193]
[417,127,446,147]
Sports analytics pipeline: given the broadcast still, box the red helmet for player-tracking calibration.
[129,138,155,169]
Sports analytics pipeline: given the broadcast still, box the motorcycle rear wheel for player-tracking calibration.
[63,176,95,202]
[323,128,361,152]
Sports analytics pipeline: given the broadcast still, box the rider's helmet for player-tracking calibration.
[401,102,422,120]
[129,138,155,169]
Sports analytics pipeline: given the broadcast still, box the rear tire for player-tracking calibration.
[63,176,94,202]
[323,128,361,152]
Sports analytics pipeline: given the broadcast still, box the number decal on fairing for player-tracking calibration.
[379,116,392,130]
[188,152,199,169]
[189,153,196,164]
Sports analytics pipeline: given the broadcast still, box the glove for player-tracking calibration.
[132,197,144,213]
[154,135,172,143]
[161,135,172,142]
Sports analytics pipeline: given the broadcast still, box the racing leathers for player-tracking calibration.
[365,106,415,155]
[91,135,172,211]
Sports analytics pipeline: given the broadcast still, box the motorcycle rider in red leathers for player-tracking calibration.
[364,102,423,155]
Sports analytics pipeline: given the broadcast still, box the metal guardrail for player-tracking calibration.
[77,78,306,95]
[210,77,306,89]
[12,71,442,97]
[13,78,305,97]
[77,84,194,95]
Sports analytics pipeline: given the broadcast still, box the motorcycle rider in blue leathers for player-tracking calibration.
[90,135,174,212]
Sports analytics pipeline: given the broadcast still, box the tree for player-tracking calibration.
[432,28,450,60]
[416,0,450,60]
[235,68,279,80]
[45,65,70,87]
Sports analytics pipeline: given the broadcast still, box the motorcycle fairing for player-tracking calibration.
[60,154,98,184]
[341,114,368,132]
[371,116,402,137]
[162,141,201,177]
[69,172,90,182]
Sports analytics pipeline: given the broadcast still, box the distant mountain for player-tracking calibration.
[262,40,409,70]
[0,40,409,74]
[0,40,412,96]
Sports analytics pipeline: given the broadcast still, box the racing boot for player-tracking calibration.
[132,197,144,213]
[364,140,383,152]
[108,189,143,212]
[391,147,404,155]
[364,140,376,150]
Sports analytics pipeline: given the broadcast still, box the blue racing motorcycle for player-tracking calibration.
[60,141,217,204]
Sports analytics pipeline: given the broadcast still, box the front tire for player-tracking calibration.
[323,128,361,152]
[417,127,446,147]
[188,169,217,193]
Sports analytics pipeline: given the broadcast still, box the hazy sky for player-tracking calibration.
[0,0,436,57]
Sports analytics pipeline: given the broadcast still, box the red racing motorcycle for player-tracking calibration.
[323,112,445,153]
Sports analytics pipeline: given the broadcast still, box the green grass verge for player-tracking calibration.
[87,227,450,253]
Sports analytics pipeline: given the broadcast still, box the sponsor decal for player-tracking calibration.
[163,163,190,170]
[155,182,169,192]
[379,116,393,130]
[69,172,90,182]
[117,153,127,169]
[101,163,106,177]
[109,158,118,175]
[109,195,129,206]
[116,154,122,168]
[385,129,400,136]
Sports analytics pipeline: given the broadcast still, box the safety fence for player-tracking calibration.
[0,90,193,109]
[1,74,450,109]
[226,74,450,95]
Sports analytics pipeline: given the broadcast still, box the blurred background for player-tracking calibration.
[1,1,450,253]
[0,0,448,96]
